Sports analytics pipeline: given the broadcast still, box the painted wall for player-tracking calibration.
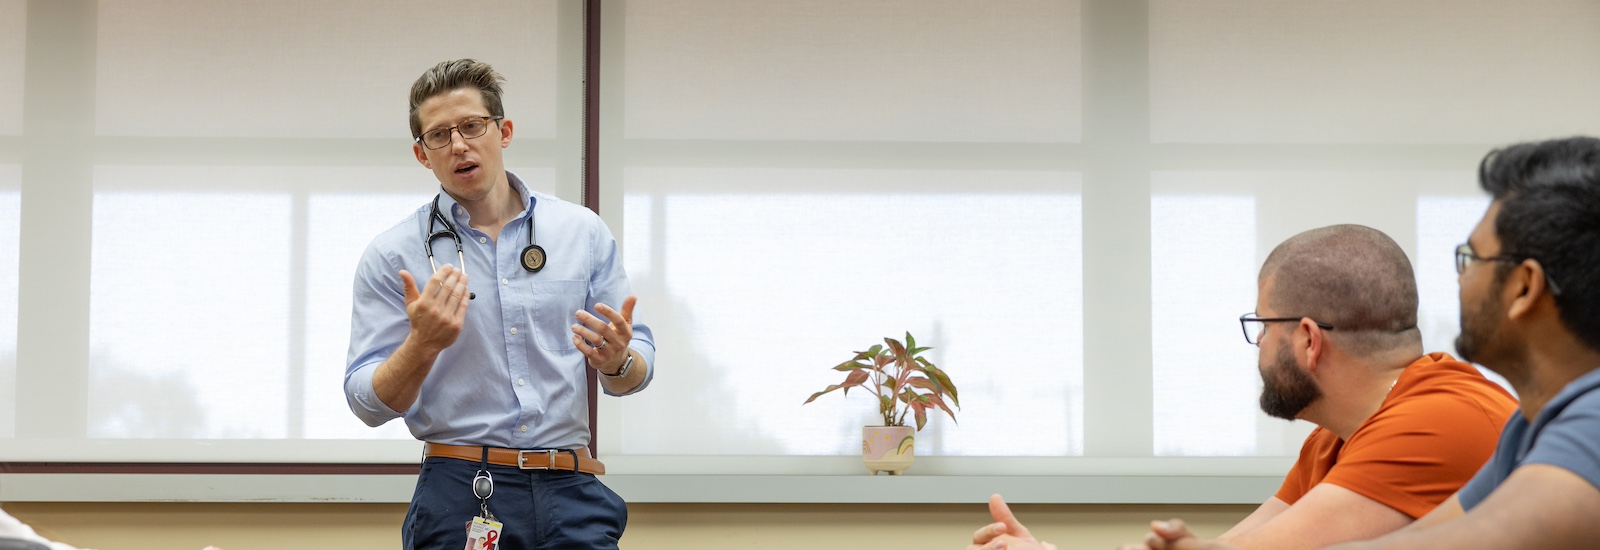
[6,502,1254,549]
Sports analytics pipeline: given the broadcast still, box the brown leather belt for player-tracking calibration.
[424,442,606,475]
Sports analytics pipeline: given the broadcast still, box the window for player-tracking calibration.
[616,170,1083,457]
[597,0,1086,471]
[3,0,1597,488]
[2,0,580,462]
[88,185,293,438]
[1151,194,1263,456]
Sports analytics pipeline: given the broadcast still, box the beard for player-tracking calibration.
[1455,288,1503,366]
[1259,344,1323,420]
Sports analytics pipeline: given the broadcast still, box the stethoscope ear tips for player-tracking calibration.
[469,292,477,300]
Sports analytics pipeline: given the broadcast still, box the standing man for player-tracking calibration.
[1129,136,1600,549]
[972,225,1517,550]
[345,59,653,550]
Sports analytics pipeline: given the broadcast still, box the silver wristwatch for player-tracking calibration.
[605,353,634,378]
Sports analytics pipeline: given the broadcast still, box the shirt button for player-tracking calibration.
[520,425,528,433]
[517,379,525,386]
[501,278,509,285]
[455,206,464,215]
[509,327,518,335]
[478,237,486,244]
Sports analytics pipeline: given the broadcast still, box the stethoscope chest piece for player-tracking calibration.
[521,244,547,273]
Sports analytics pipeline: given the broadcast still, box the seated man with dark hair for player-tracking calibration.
[1130,136,1600,550]
[971,224,1518,550]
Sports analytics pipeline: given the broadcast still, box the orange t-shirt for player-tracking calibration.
[1274,352,1518,519]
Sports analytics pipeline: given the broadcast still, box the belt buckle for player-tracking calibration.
[517,449,558,470]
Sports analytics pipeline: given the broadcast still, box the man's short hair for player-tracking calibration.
[1478,136,1600,353]
[408,58,507,139]
[1260,224,1420,355]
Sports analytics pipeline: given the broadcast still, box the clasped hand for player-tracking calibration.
[969,494,1210,550]
[1117,519,1214,550]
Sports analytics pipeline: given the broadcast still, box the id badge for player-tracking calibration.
[465,516,505,550]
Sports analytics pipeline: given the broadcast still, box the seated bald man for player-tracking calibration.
[971,224,1518,550]
[1131,137,1600,550]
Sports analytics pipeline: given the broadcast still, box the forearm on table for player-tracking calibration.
[1217,498,1289,542]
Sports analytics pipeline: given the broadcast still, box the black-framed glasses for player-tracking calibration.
[1454,243,1522,275]
[416,115,504,150]
[1239,313,1335,345]
[1453,242,1563,296]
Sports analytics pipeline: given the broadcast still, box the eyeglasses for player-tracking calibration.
[1453,242,1563,296]
[416,116,504,150]
[1454,243,1522,275]
[1239,313,1335,345]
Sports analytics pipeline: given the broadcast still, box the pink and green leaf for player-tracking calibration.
[832,360,870,371]
[808,333,958,432]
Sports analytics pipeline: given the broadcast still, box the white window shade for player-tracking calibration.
[622,0,1082,142]
[0,0,585,460]
[89,188,294,438]
[83,165,557,442]
[93,0,559,139]
[614,168,1083,457]
[599,0,1087,475]
[1151,194,1264,456]
[1150,0,1600,143]
[0,0,1587,501]
[2,0,580,464]
[1150,171,1485,458]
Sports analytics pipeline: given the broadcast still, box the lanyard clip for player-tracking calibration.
[472,470,494,501]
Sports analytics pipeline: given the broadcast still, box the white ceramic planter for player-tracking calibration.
[862,425,915,475]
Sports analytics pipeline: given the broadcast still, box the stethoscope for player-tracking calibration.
[425,194,547,300]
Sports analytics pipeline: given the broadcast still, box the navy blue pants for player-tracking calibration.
[403,457,628,550]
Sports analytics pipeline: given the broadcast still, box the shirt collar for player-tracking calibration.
[435,170,536,225]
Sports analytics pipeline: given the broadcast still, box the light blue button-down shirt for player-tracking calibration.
[345,173,654,450]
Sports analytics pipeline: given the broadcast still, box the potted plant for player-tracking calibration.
[803,332,959,475]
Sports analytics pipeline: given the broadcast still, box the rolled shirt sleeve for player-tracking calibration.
[344,234,414,427]
[584,212,655,397]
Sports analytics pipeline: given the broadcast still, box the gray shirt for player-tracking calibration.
[1459,367,1600,509]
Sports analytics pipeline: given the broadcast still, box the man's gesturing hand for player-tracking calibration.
[400,265,470,353]
[968,494,1057,550]
[573,295,638,374]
